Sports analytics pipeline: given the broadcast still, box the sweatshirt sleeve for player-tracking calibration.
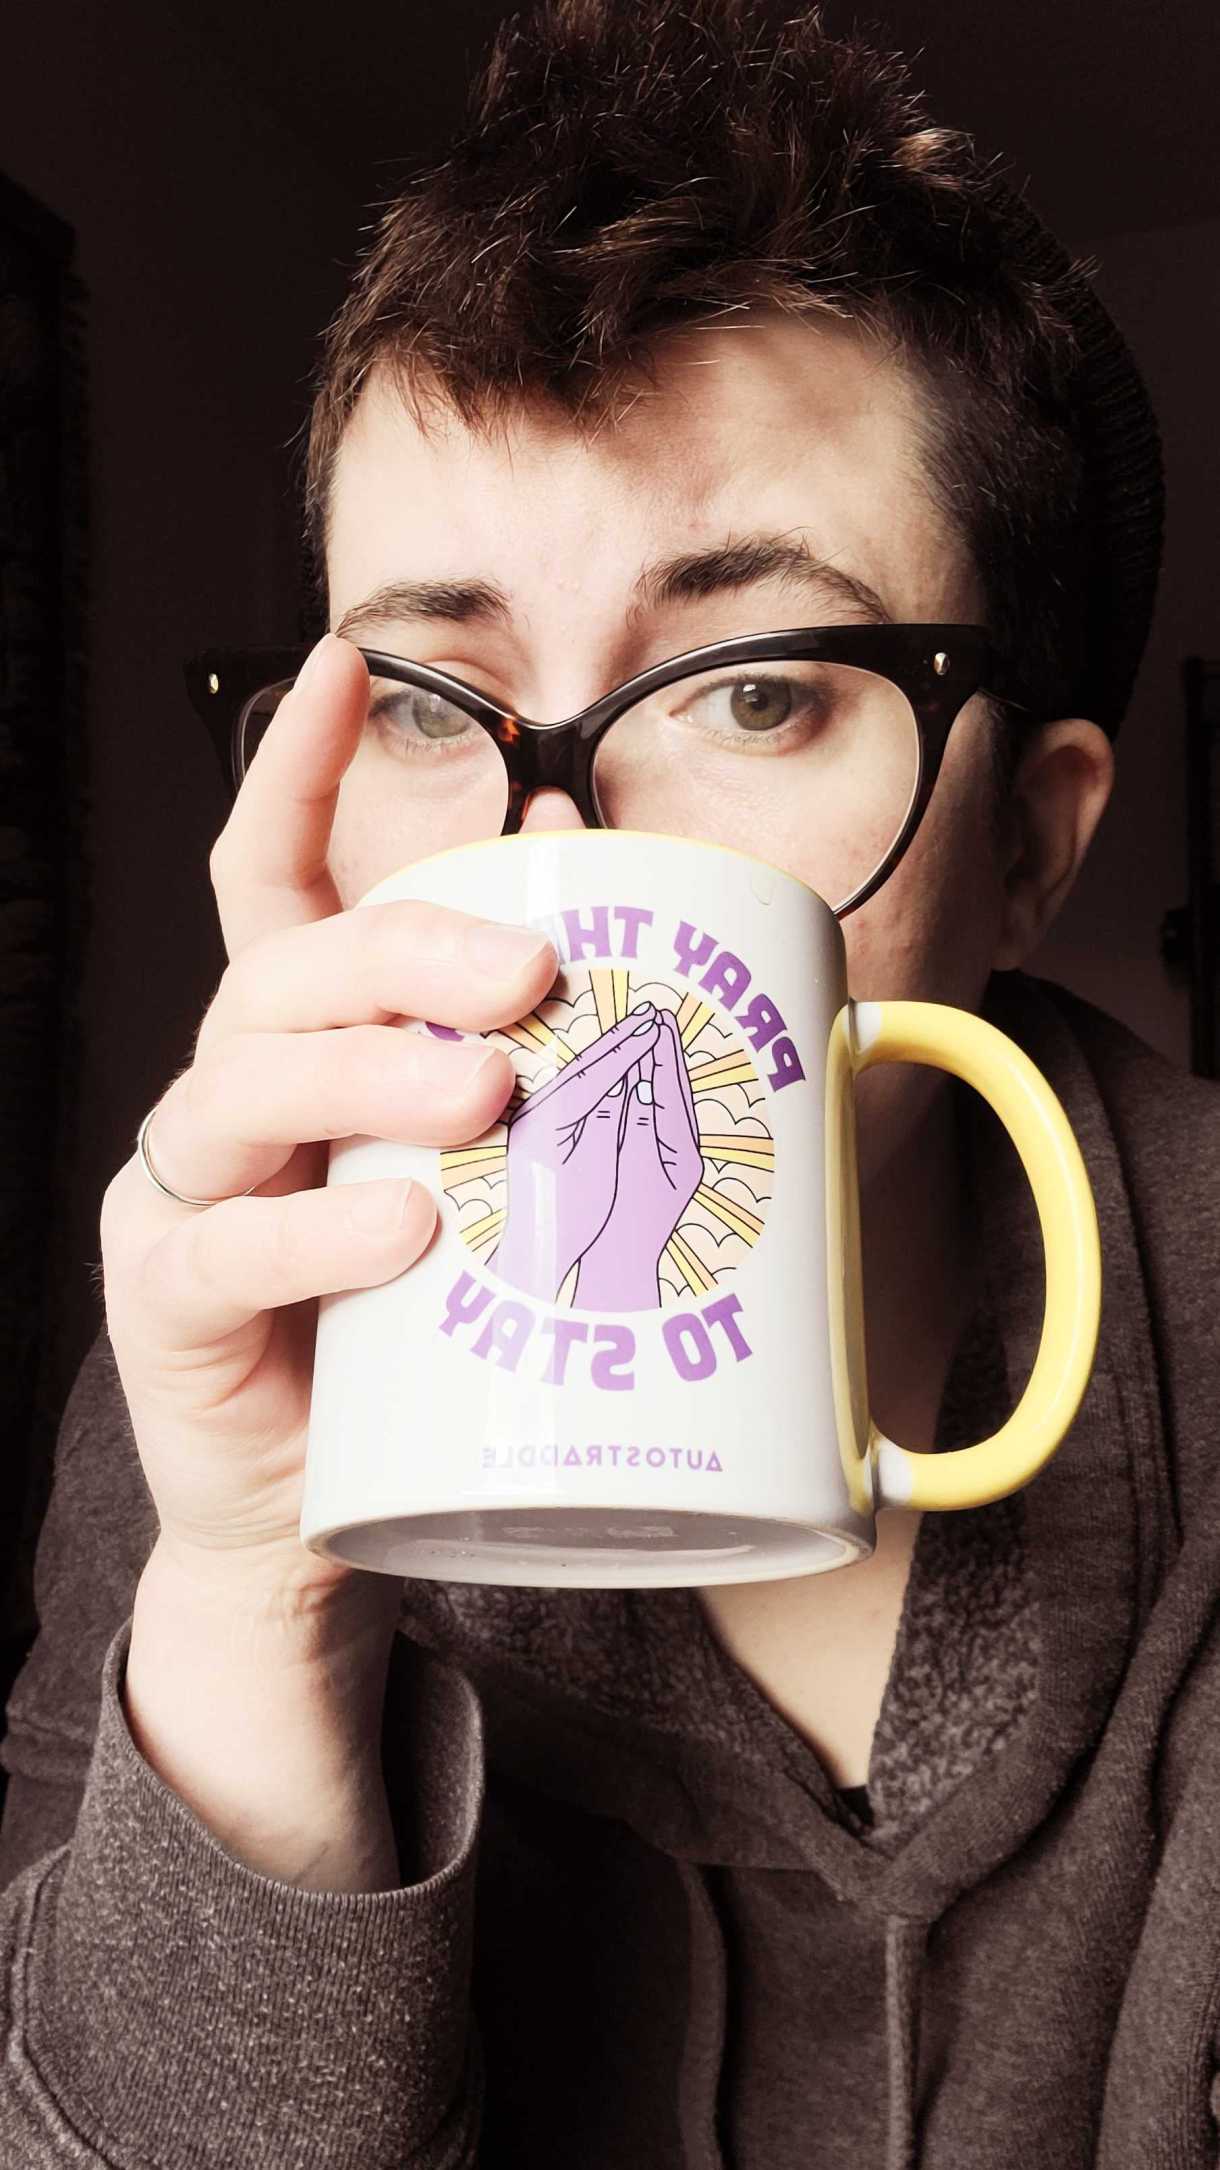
[0,1326,486,2168]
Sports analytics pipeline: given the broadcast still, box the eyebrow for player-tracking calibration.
[333,535,893,642]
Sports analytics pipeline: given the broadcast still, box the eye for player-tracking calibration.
[678,673,801,735]
[722,676,794,731]
[368,684,477,743]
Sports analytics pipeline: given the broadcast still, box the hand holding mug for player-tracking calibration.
[99,635,554,1608]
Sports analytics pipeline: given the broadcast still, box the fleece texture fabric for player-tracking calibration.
[1,968,1218,2168]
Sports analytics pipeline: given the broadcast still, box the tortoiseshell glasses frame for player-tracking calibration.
[183,622,1029,918]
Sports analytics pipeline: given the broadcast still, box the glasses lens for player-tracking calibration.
[236,679,293,780]
[237,668,509,857]
[592,658,922,910]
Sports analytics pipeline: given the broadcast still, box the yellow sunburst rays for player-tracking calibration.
[501,1002,578,1114]
[661,1170,770,1296]
[665,1229,717,1294]
[458,1204,506,1258]
[480,964,634,1125]
[674,989,714,1045]
[439,969,619,1197]
[592,966,633,1033]
[663,1019,772,1293]
[696,1133,775,1173]
[687,1049,759,1094]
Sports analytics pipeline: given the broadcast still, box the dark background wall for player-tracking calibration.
[3,0,1217,1462]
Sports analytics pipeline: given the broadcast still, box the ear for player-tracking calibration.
[992,718,1115,972]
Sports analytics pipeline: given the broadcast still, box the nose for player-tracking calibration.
[520,788,586,833]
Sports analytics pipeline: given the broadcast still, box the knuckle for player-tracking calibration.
[101,1150,139,1210]
[205,936,260,1030]
[223,918,284,1001]
[266,1191,310,1283]
[159,1207,226,1311]
[333,1021,395,1085]
[123,1225,168,1324]
[183,1036,241,1128]
[376,897,464,951]
[202,920,307,1043]
[191,989,226,1063]
[377,898,432,932]
[208,829,236,887]
[98,1168,133,1254]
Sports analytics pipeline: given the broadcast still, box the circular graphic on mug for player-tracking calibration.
[438,966,774,1312]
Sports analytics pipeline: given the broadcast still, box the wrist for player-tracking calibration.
[126,1540,403,1888]
[142,1528,403,1655]
[489,1230,565,1302]
[574,1242,660,1311]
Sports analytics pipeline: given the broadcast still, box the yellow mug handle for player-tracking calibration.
[827,999,1101,1515]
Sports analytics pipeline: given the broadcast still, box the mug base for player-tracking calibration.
[305,1504,872,1588]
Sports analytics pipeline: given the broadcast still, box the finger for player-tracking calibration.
[196,899,558,1058]
[615,1046,662,1182]
[130,1028,515,1211]
[652,1009,699,1142]
[564,1051,635,1191]
[518,1009,659,1127]
[521,1008,655,1111]
[207,634,368,962]
[610,1055,643,1146]
[131,1178,440,1354]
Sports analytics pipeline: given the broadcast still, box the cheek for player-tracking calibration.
[327,758,400,911]
[844,730,1005,1003]
[835,739,1006,1174]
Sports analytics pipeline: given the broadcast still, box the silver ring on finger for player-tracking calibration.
[136,1105,260,1209]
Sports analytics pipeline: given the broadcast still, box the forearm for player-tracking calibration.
[125,1538,404,1891]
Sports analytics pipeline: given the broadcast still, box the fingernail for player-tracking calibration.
[412,1035,504,1089]
[631,1014,658,1035]
[466,922,557,977]
[636,1079,654,1103]
[348,1178,416,1232]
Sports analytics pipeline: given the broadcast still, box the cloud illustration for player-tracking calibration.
[455,1182,501,1225]
[717,1172,772,1212]
[628,976,683,1012]
[696,1087,771,1132]
[678,1213,744,1261]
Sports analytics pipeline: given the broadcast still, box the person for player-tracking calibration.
[1,1,1215,2164]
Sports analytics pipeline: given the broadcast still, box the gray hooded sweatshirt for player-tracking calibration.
[0,968,1218,2169]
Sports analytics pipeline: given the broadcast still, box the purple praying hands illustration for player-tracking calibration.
[490,1002,705,1310]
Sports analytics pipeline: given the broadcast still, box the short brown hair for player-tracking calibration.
[300,0,1160,752]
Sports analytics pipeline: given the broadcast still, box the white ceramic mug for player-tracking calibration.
[302,830,1101,1588]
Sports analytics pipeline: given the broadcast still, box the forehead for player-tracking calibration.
[326,311,971,625]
